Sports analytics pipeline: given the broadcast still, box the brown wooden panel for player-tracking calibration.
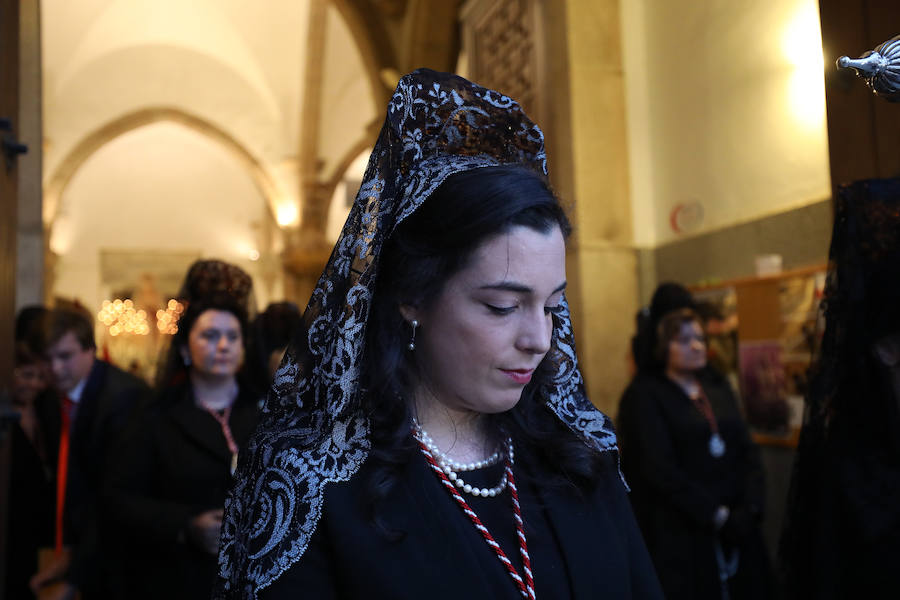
[820,0,900,187]
[866,2,900,178]
[735,279,782,342]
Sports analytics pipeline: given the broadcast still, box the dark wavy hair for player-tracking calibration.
[360,165,604,536]
[247,301,302,387]
[631,282,695,373]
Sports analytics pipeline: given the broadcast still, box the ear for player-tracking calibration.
[178,344,191,364]
[398,304,419,325]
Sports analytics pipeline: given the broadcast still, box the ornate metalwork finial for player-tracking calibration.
[837,35,900,101]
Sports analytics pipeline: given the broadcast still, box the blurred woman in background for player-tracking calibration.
[618,308,772,599]
[108,262,261,600]
[5,342,55,600]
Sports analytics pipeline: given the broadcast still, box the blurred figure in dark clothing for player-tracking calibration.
[781,178,900,599]
[619,307,773,599]
[29,305,149,599]
[107,261,261,600]
[250,301,302,381]
[631,282,696,374]
[5,340,55,600]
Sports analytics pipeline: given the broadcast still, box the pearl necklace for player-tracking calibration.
[412,422,511,498]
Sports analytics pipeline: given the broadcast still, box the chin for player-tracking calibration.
[204,368,237,378]
[478,391,525,415]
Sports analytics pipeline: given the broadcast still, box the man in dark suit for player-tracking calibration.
[29,306,149,599]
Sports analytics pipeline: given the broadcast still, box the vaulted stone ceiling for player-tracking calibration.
[42,0,460,309]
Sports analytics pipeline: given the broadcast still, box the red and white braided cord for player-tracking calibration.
[416,439,536,600]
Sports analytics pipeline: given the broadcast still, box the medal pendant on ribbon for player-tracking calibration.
[230,452,238,476]
[709,433,726,458]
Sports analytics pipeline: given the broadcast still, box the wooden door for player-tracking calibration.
[1,0,21,388]
[1,0,22,592]
[820,0,900,187]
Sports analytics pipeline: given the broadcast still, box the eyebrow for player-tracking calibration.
[478,281,567,295]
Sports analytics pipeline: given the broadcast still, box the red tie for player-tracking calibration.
[55,395,74,555]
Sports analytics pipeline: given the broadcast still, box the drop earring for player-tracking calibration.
[407,320,419,351]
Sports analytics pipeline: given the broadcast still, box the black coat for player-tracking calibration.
[107,383,259,600]
[617,372,772,600]
[40,359,149,596]
[259,447,664,599]
[5,405,54,600]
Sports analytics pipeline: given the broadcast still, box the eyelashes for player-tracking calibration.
[485,304,515,315]
[485,304,564,316]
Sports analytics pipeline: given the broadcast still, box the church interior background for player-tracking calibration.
[5,0,900,561]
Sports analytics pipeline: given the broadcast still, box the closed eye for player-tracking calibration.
[485,304,516,316]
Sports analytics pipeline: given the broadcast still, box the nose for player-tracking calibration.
[516,310,553,355]
[50,358,66,378]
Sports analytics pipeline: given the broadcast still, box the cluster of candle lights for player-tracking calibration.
[156,299,185,334]
[97,299,149,336]
[97,298,185,336]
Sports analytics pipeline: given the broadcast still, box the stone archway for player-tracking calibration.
[44,106,282,229]
[44,106,286,307]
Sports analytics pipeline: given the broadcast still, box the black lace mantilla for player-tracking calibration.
[779,177,900,595]
[214,69,619,598]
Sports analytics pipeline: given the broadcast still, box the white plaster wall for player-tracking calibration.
[623,0,830,247]
[51,122,269,312]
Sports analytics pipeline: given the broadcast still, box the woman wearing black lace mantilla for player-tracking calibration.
[215,69,663,599]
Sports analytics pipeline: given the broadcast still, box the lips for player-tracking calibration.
[501,368,534,385]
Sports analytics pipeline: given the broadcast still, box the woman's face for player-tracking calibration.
[12,362,49,405]
[667,320,707,373]
[183,309,245,379]
[403,224,567,417]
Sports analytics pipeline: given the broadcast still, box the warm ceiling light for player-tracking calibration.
[276,202,299,227]
[783,3,826,128]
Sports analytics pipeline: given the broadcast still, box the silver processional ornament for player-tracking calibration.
[837,35,900,102]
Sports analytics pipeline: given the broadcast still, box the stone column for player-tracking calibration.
[283,0,331,308]
[282,180,332,307]
[17,0,43,309]
[554,0,638,416]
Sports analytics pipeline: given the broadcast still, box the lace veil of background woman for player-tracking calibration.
[214,69,662,599]
[780,177,900,599]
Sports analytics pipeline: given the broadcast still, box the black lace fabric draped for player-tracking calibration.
[214,69,619,599]
[780,178,900,597]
